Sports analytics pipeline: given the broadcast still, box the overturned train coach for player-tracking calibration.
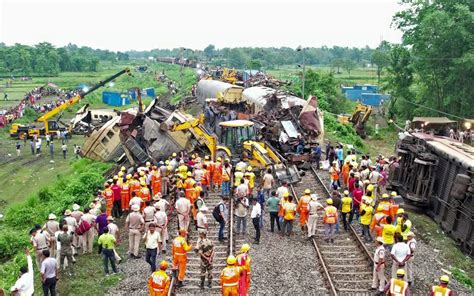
[391,132,474,255]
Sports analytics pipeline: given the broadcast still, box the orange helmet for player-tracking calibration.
[159,260,168,270]
[179,229,188,236]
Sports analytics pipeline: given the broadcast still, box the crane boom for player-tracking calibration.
[37,68,131,134]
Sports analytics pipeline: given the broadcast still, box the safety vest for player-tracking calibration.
[183,178,195,190]
[245,172,255,188]
[236,253,251,274]
[178,165,188,179]
[361,205,373,225]
[431,285,451,296]
[176,180,184,189]
[371,213,387,235]
[399,219,412,241]
[130,180,141,193]
[201,169,210,185]
[341,197,352,213]
[331,169,339,181]
[148,270,170,295]
[172,236,191,257]
[121,182,130,193]
[383,224,396,245]
[103,188,114,201]
[220,266,241,287]
[222,167,230,182]
[298,195,311,213]
[283,203,296,221]
[323,206,338,224]
[234,172,244,186]
[389,278,408,296]
[140,187,151,201]
[379,201,391,216]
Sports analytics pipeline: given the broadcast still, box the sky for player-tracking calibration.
[0,0,404,51]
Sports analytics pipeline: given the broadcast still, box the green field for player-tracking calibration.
[268,65,381,85]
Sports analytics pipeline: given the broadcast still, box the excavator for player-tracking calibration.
[10,68,132,138]
[337,103,373,138]
[161,111,300,184]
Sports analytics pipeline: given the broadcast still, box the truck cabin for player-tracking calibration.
[219,120,256,155]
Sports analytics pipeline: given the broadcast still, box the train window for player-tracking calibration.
[101,137,109,144]
[94,115,98,119]
[107,131,114,138]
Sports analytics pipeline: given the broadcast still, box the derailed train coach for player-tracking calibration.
[391,132,474,255]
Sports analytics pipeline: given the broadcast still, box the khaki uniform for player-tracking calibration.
[154,211,168,252]
[372,245,385,292]
[44,220,60,257]
[143,206,156,231]
[197,238,214,284]
[407,238,416,283]
[81,213,96,253]
[71,210,83,250]
[126,212,144,256]
[32,231,50,269]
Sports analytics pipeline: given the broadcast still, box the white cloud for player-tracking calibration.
[0,0,403,51]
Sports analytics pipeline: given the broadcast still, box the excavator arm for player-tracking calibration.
[37,68,132,134]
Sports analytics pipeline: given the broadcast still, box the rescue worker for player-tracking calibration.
[244,167,255,197]
[183,172,196,200]
[430,275,452,296]
[406,232,416,285]
[371,205,388,238]
[234,167,244,188]
[172,229,192,288]
[213,157,223,192]
[148,260,171,296]
[389,191,400,221]
[178,160,188,179]
[121,174,132,212]
[360,198,374,242]
[297,189,311,232]
[236,244,251,296]
[340,190,352,231]
[201,164,210,197]
[282,195,296,236]
[126,204,145,259]
[151,167,162,197]
[220,256,242,296]
[396,209,412,241]
[43,213,60,258]
[139,181,152,210]
[102,183,114,217]
[307,194,324,238]
[323,199,338,243]
[370,237,386,294]
[379,193,392,217]
[130,174,141,198]
[385,269,409,296]
[382,216,396,251]
[196,230,214,289]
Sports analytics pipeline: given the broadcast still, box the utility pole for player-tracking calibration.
[297,46,306,100]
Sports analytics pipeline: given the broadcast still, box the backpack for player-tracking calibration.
[75,219,91,235]
[213,203,224,222]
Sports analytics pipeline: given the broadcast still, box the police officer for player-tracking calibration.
[196,229,215,289]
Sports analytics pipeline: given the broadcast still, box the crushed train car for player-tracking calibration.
[391,132,474,255]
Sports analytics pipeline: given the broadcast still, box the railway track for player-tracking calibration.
[289,166,375,296]
[168,191,237,296]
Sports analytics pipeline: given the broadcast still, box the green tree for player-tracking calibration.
[371,41,391,83]
[342,59,356,75]
[330,58,344,73]
[204,44,215,60]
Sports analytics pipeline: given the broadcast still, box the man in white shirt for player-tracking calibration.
[175,193,191,231]
[235,191,249,235]
[406,232,416,285]
[153,193,169,212]
[276,182,289,199]
[390,235,411,280]
[260,169,275,198]
[143,223,162,272]
[129,192,142,209]
[250,199,262,244]
[235,179,249,198]
[196,206,209,230]
[40,249,58,296]
[10,249,34,296]
[153,205,168,253]
[235,159,248,172]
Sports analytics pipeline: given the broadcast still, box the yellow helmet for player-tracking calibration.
[376,205,384,212]
[217,157,222,161]
[367,184,374,192]
[236,167,242,171]
[118,172,124,177]
[397,208,405,215]
[205,155,210,160]
[126,174,132,180]
[382,193,389,199]
[120,166,126,171]
[247,166,253,171]
[282,192,289,198]
[326,198,333,205]
[159,260,169,270]
[240,244,251,252]
[139,171,145,176]
[226,255,237,265]
[304,189,311,194]
[343,190,349,195]
[396,269,405,276]
[172,152,177,157]
[440,275,449,283]
[113,175,118,180]
[165,160,170,165]
[146,161,151,166]
[187,172,193,177]
[140,181,146,186]
[391,191,397,197]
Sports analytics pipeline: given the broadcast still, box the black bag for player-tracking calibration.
[213,203,224,222]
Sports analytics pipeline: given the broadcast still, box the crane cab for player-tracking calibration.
[219,120,256,155]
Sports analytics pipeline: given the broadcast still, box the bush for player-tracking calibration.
[324,113,366,150]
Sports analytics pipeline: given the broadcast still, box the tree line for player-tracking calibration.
[0,42,130,76]
[384,0,474,119]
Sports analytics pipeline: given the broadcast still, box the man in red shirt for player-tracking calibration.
[111,179,122,218]
[349,182,363,224]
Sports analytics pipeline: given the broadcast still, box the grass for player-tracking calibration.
[409,211,474,289]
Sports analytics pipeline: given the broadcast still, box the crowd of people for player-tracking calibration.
[9,147,454,296]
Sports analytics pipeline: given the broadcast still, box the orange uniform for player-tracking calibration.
[379,201,392,217]
[188,187,198,219]
[130,179,141,196]
[139,186,151,211]
[297,195,311,226]
[236,253,251,295]
[341,163,351,186]
[172,235,192,281]
[220,266,242,296]
[213,162,223,188]
[370,212,387,237]
[120,181,131,211]
[148,270,170,296]
[183,178,196,200]
[389,202,399,221]
[102,187,114,216]
[151,172,162,197]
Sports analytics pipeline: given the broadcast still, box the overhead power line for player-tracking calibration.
[396,98,467,120]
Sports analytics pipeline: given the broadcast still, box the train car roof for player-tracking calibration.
[412,133,474,169]
[219,120,254,127]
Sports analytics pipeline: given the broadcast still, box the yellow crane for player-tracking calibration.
[337,103,373,138]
